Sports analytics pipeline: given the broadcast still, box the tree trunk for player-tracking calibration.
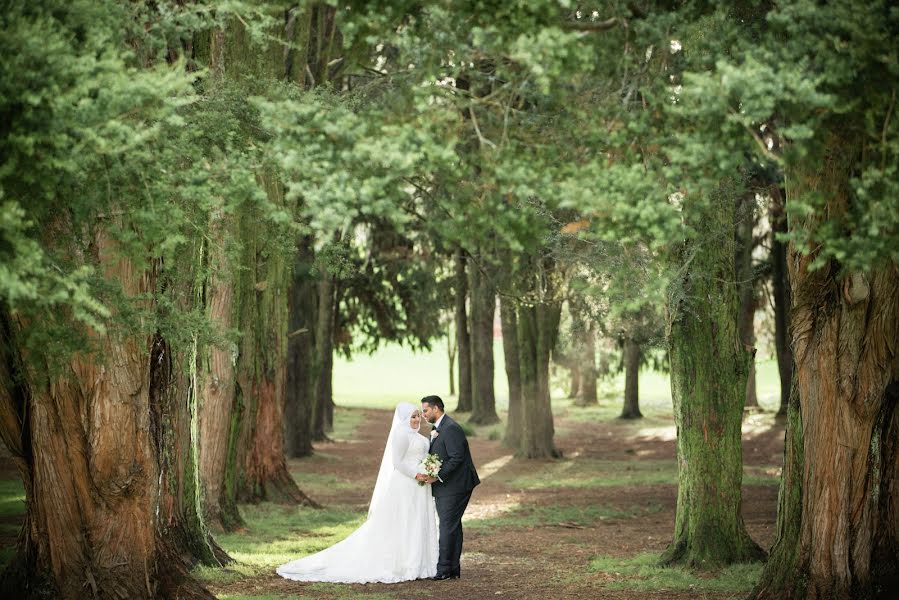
[568,365,580,399]
[468,251,499,424]
[234,173,317,507]
[661,193,764,569]
[284,235,316,458]
[736,192,759,409]
[447,329,457,397]
[515,258,559,459]
[578,322,598,405]
[500,297,522,449]
[151,335,230,568]
[749,147,899,599]
[620,338,643,419]
[454,248,473,412]
[770,187,793,417]
[197,207,244,531]
[0,239,214,599]
[312,271,336,441]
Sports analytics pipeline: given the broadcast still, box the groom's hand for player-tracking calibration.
[425,476,437,484]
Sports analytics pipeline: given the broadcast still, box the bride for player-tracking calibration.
[277,403,439,583]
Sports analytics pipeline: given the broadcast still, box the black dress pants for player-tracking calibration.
[434,490,472,576]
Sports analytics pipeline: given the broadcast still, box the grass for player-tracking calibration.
[507,459,780,490]
[590,552,763,593]
[466,502,664,530]
[194,503,365,584]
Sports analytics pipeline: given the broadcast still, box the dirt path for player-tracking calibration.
[212,408,784,600]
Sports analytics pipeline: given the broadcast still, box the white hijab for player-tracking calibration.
[368,403,419,517]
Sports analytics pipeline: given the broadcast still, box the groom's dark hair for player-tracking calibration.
[421,395,444,411]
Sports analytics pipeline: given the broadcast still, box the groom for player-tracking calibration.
[417,395,480,581]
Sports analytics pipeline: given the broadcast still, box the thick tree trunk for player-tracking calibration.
[515,259,559,459]
[770,187,793,417]
[0,240,214,599]
[284,236,316,458]
[197,208,244,531]
[736,192,759,409]
[620,338,643,419]
[234,173,318,507]
[454,248,473,412]
[500,297,522,449]
[578,322,598,405]
[468,252,499,424]
[151,335,230,568]
[750,150,899,599]
[661,194,764,569]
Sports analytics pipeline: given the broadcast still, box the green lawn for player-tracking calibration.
[334,339,783,415]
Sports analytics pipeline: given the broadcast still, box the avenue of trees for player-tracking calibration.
[0,1,896,599]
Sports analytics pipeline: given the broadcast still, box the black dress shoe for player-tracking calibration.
[431,573,459,580]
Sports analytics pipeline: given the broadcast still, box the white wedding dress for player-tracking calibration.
[277,403,439,583]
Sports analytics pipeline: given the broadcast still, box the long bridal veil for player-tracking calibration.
[368,402,419,517]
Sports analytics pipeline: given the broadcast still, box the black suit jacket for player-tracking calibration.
[428,415,480,497]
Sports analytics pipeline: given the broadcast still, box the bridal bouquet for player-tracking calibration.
[418,453,442,486]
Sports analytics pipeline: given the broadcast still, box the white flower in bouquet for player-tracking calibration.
[417,453,442,486]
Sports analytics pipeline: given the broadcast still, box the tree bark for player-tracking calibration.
[578,322,598,405]
[770,187,793,417]
[284,235,316,458]
[447,328,457,397]
[620,338,643,419]
[0,238,215,599]
[500,296,522,449]
[312,270,336,441]
[234,172,318,507]
[661,193,764,569]
[749,146,899,599]
[454,248,473,412]
[468,251,499,424]
[568,365,580,399]
[515,258,559,459]
[197,207,244,531]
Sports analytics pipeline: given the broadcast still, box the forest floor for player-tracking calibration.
[190,399,785,600]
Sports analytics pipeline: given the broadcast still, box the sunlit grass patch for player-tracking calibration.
[217,595,312,600]
[467,502,662,530]
[195,503,365,583]
[288,472,355,497]
[0,479,25,518]
[330,408,365,441]
[508,458,781,489]
[590,552,763,592]
[509,458,678,489]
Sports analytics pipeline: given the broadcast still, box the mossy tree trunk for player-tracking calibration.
[454,248,473,412]
[468,249,499,424]
[620,338,643,419]
[578,321,598,406]
[234,173,317,507]
[661,193,764,569]
[284,235,317,458]
[0,237,215,599]
[312,271,336,441]
[500,296,522,449]
[196,205,244,532]
[515,257,560,459]
[750,143,899,599]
